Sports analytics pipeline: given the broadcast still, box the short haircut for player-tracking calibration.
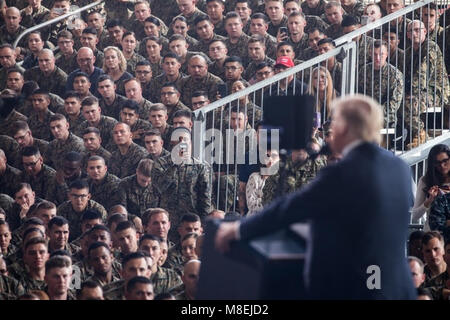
[77,280,102,299]
[142,208,170,226]
[251,12,269,23]
[173,109,192,120]
[255,61,273,71]
[49,113,67,123]
[143,129,162,139]
[143,36,162,46]
[82,27,98,36]
[21,145,41,158]
[14,183,32,196]
[126,276,153,293]
[149,103,167,113]
[407,256,424,272]
[325,1,342,10]
[169,34,187,43]
[122,251,146,267]
[224,11,241,23]
[341,14,360,27]
[48,216,69,230]
[139,234,161,246]
[45,255,72,274]
[7,67,23,76]
[23,227,45,241]
[107,213,127,230]
[121,100,140,114]
[23,217,45,229]
[31,88,50,98]
[63,151,82,163]
[57,30,73,40]
[73,71,90,81]
[163,52,180,62]
[276,41,293,51]
[12,120,30,135]
[122,31,137,41]
[63,90,81,100]
[81,209,102,222]
[194,15,211,26]
[88,241,111,257]
[69,179,89,191]
[115,220,136,233]
[24,236,48,252]
[106,19,124,29]
[0,219,9,229]
[317,38,335,47]
[81,96,99,108]
[248,34,265,46]
[136,60,152,68]
[224,56,243,66]
[192,90,208,99]
[83,127,101,136]
[180,213,201,224]
[372,39,387,49]
[87,155,105,164]
[422,231,444,246]
[97,74,114,83]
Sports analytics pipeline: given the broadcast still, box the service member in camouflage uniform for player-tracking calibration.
[116,159,159,218]
[179,55,224,108]
[124,78,155,120]
[424,241,450,300]
[76,96,118,152]
[243,35,275,81]
[120,101,152,147]
[57,179,107,242]
[191,15,227,55]
[24,49,68,97]
[45,113,85,170]
[27,89,54,142]
[86,241,121,288]
[17,237,48,292]
[224,12,251,62]
[0,149,21,198]
[262,150,327,205]
[86,156,121,212]
[152,127,212,231]
[404,20,450,146]
[358,40,404,128]
[81,127,112,169]
[265,0,288,37]
[0,271,25,299]
[55,31,79,75]
[109,123,149,179]
[173,259,200,300]
[97,75,128,121]
[323,1,344,39]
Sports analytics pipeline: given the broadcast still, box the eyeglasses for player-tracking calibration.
[23,160,39,167]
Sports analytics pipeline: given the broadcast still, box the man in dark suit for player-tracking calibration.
[215,94,417,299]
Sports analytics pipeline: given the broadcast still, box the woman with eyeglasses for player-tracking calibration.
[412,144,450,230]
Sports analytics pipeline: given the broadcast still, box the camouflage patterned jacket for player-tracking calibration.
[151,266,183,296]
[88,173,121,212]
[109,143,149,179]
[429,193,450,242]
[45,132,85,170]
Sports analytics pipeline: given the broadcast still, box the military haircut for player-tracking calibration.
[121,99,140,114]
[169,34,187,43]
[88,241,111,257]
[180,213,201,224]
[137,158,153,177]
[69,179,90,191]
[224,55,243,66]
[194,14,212,26]
[106,19,124,29]
[224,11,242,23]
[77,280,102,299]
[82,27,98,37]
[7,67,23,76]
[14,182,33,197]
[251,12,269,23]
[63,90,81,101]
[341,14,360,27]
[63,151,83,163]
[106,213,127,230]
[81,209,102,222]
[325,1,342,10]
[57,30,73,40]
[21,145,41,158]
[139,234,162,246]
[126,276,153,293]
[121,251,147,267]
[149,103,167,113]
[83,127,101,137]
[248,34,266,46]
[97,74,114,84]
[122,31,137,41]
[163,52,180,62]
[161,82,179,92]
[49,113,67,124]
[143,128,162,139]
[115,220,136,233]
[24,236,48,252]
[23,227,45,241]
[87,155,105,165]
[48,216,69,230]
[172,109,193,120]
[45,255,72,274]
[81,96,99,108]
[31,88,50,99]
[136,60,152,68]
[317,38,335,47]
[276,41,294,51]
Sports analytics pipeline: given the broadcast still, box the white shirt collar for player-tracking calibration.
[341,139,364,158]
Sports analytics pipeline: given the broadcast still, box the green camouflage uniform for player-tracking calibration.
[404,40,450,136]
[208,60,226,81]
[177,8,208,38]
[225,33,251,62]
[0,110,28,137]
[87,273,121,289]
[126,52,147,74]
[304,15,329,33]
[180,51,211,75]
[19,164,58,202]
[388,48,405,74]
[290,34,309,61]
[103,279,126,300]
[0,165,21,198]
[57,200,107,241]
[213,19,227,37]
[0,25,27,48]
[45,132,85,170]
[99,94,128,121]
[0,63,25,90]
[88,172,121,212]
[164,243,184,276]
[325,24,344,40]
[243,56,275,81]
[342,1,365,19]
[149,59,164,78]
[129,118,152,146]
[24,66,68,97]
[115,174,159,217]
[358,62,404,128]
[302,0,326,17]
[0,274,25,298]
[191,34,227,56]
[125,16,168,41]
[27,109,54,142]
[165,101,191,125]
[179,72,224,108]
[75,257,122,284]
[17,270,46,292]
[267,15,288,37]
[262,156,327,205]
[151,0,180,26]
[137,98,154,121]
[151,266,183,296]
[152,156,212,230]
[0,135,22,168]
[20,6,50,28]
[146,148,171,162]
[109,142,149,179]
[329,61,343,96]
[104,0,133,22]
[262,33,278,60]
[148,73,185,104]
[55,51,79,75]
[74,116,118,152]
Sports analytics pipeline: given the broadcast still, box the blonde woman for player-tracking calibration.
[103,46,133,95]
[308,66,337,125]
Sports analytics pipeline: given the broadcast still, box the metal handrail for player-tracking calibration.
[193,43,355,117]
[13,0,104,48]
[334,0,435,46]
